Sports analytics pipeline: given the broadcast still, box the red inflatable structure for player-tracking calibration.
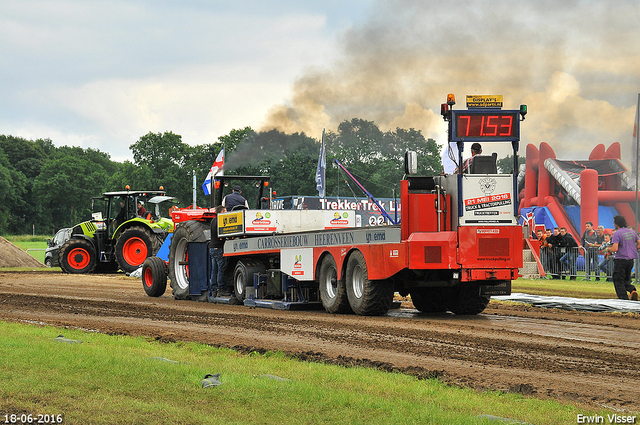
[520,142,637,237]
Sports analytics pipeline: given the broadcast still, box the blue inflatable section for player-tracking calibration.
[519,206,557,231]
[564,205,618,231]
[521,205,619,233]
[156,233,172,261]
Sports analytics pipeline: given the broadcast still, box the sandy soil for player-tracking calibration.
[1,271,639,412]
[0,237,44,267]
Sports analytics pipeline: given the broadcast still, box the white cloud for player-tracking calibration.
[0,0,353,160]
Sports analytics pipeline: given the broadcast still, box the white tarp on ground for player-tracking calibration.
[493,293,640,313]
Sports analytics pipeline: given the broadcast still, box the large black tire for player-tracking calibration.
[409,287,448,313]
[318,255,351,314]
[168,221,209,300]
[151,232,166,255]
[345,250,393,316]
[94,261,120,273]
[233,259,265,301]
[445,285,490,315]
[115,227,154,273]
[59,238,97,274]
[142,256,167,297]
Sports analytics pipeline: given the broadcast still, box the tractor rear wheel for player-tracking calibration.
[444,285,490,315]
[345,250,393,316]
[168,221,209,300]
[115,227,154,273]
[142,256,167,297]
[94,261,120,273]
[319,254,351,314]
[409,287,448,313]
[59,238,97,274]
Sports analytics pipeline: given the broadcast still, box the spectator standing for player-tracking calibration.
[581,221,598,281]
[607,215,640,300]
[598,232,614,280]
[558,227,578,280]
[536,229,549,274]
[546,227,562,279]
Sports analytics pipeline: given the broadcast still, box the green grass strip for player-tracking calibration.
[0,321,605,425]
[513,277,621,299]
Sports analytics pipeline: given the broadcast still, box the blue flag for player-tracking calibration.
[202,149,224,196]
[315,130,326,197]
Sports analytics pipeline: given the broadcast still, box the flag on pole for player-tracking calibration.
[315,130,326,198]
[442,142,459,174]
[202,149,224,196]
[632,94,640,190]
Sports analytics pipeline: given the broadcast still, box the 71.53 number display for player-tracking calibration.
[453,111,519,140]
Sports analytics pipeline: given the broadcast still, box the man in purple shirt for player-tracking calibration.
[606,215,640,300]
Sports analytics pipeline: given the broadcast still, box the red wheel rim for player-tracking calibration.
[144,267,154,288]
[122,237,148,266]
[185,251,189,278]
[68,247,90,269]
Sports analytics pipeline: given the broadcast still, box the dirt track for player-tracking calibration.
[1,271,639,412]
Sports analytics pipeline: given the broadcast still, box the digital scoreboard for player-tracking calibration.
[450,110,520,142]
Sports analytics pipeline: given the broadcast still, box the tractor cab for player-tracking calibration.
[60,188,175,274]
[213,176,271,210]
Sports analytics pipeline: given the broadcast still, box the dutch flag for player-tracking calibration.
[202,149,224,196]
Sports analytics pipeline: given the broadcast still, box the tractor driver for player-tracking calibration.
[112,198,128,230]
[137,200,147,217]
[223,185,249,210]
[462,143,482,173]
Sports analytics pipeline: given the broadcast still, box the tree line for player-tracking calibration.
[0,118,442,235]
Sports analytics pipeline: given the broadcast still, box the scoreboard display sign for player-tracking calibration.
[450,110,520,142]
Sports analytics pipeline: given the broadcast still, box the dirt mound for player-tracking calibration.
[0,237,44,267]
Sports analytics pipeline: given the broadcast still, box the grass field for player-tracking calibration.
[0,321,605,425]
[512,276,620,300]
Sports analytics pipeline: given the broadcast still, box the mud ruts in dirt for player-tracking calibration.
[0,271,639,412]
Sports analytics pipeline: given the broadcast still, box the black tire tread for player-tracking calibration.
[319,255,351,314]
[59,238,97,274]
[409,287,448,313]
[445,285,490,315]
[115,226,154,273]
[142,256,167,297]
[168,221,209,300]
[346,251,393,316]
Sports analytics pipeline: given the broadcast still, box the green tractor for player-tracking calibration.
[58,189,179,274]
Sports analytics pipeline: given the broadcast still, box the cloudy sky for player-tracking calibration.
[2,0,639,167]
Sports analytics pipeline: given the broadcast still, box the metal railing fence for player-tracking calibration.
[26,248,46,264]
[539,246,616,280]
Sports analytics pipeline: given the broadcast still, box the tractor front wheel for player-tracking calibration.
[115,227,154,273]
[142,256,167,297]
[59,238,97,274]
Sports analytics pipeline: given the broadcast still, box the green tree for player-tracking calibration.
[497,154,526,174]
[324,119,442,198]
[0,148,22,233]
[33,152,109,231]
[129,131,193,205]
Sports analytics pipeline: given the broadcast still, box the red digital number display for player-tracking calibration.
[456,113,517,138]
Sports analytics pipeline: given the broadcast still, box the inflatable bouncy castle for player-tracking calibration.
[519,142,637,236]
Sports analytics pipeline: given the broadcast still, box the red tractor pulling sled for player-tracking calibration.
[142,94,526,316]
